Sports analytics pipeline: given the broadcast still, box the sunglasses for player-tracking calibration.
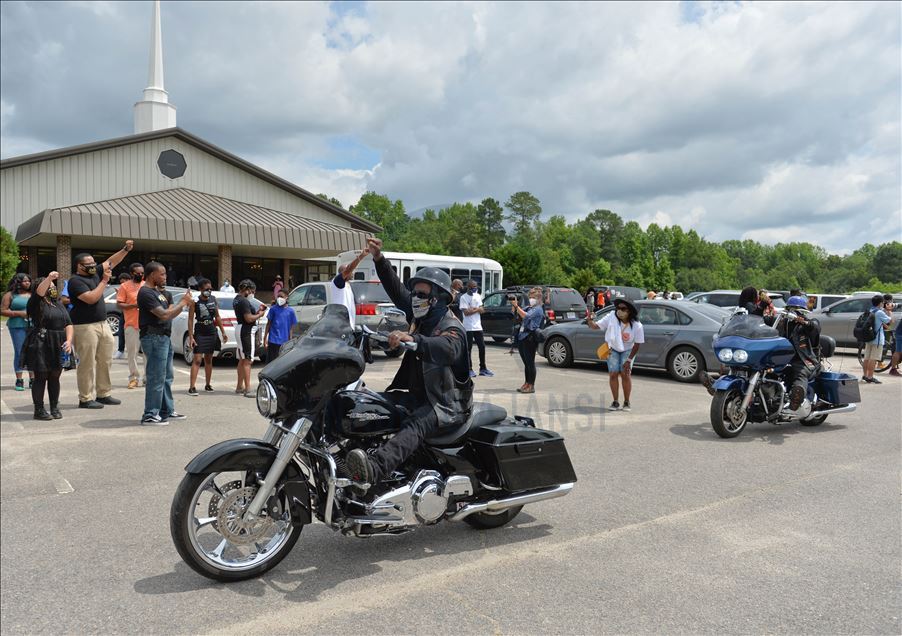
[412,291,431,300]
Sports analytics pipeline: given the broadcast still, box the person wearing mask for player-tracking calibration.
[1,273,34,391]
[449,279,464,321]
[187,279,228,396]
[459,279,494,377]
[233,280,267,397]
[780,296,823,408]
[20,272,73,420]
[263,290,297,362]
[220,279,235,293]
[116,263,145,389]
[587,298,644,411]
[329,248,369,328]
[862,294,891,385]
[585,289,596,312]
[138,262,192,425]
[67,241,134,409]
[345,237,472,489]
[510,287,545,394]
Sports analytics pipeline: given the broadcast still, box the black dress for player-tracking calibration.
[21,295,72,373]
[192,296,220,355]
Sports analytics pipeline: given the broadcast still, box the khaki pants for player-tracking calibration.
[125,326,142,382]
[73,321,115,402]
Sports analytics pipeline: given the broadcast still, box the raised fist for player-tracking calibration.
[48,271,60,281]
[124,240,134,252]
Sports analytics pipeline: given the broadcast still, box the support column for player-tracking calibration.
[56,235,72,281]
[218,245,232,288]
[282,259,290,291]
[27,247,38,278]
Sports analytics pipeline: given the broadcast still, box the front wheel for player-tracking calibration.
[463,505,523,529]
[667,346,705,382]
[545,337,573,368]
[801,413,828,427]
[710,389,748,438]
[170,470,303,582]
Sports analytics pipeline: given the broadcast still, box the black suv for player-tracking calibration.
[480,285,588,343]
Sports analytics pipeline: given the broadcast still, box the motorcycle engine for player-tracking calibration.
[411,474,447,524]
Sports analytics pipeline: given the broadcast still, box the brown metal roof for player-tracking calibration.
[0,127,381,233]
[16,188,371,253]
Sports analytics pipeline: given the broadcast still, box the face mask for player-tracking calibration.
[48,287,59,300]
[467,288,476,295]
[83,265,97,276]
[247,292,255,300]
[412,295,432,318]
[133,274,143,282]
[528,298,538,307]
[616,309,629,320]
[200,290,212,299]
[276,297,286,306]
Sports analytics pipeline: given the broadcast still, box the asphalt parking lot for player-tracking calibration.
[1,332,900,635]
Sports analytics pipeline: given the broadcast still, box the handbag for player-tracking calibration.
[61,349,79,371]
[596,342,611,360]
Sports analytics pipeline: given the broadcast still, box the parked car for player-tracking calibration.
[687,289,786,310]
[104,284,185,338]
[170,290,268,365]
[812,294,902,347]
[804,293,849,311]
[480,285,588,343]
[538,300,731,382]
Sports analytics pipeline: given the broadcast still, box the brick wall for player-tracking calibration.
[218,244,232,287]
[56,235,72,280]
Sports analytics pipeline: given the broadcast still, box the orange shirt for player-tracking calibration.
[116,279,144,329]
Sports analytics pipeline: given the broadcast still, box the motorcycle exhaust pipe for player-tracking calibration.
[449,483,575,522]
[815,404,857,415]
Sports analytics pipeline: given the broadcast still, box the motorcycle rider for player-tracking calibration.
[346,237,473,487]
[781,295,822,410]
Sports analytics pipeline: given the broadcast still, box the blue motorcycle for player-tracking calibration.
[710,312,860,438]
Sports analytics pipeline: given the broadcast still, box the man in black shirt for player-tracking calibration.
[67,240,134,409]
[137,261,191,425]
[233,280,266,397]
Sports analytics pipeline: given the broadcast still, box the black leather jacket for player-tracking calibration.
[780,314,821,368]
[375,257,473,426]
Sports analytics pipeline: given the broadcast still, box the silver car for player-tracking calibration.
[538,300,731,382]
[286,280,406,332]
[170,290,267,365]
[812,294,901,347]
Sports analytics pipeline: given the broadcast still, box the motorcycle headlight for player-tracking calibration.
[256,379,278,418]
[717,348,734,363]
[732,349,749,363]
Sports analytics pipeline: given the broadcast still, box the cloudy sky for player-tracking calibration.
[1,1,899,253]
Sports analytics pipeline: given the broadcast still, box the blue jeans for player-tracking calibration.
[8,327,28,374]
[141,334,174,418]
[607,349,629,373]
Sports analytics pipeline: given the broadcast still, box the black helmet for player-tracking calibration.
[408,267,454,301]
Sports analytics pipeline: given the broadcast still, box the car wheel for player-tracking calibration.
[545,337,573,368]
[182,334,194,366]
[492,336,509,344]
[667,346,705,382]
[107,314,121,337]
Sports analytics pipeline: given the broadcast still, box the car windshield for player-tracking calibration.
[350,282,392,304]
[552,289,586,308]
[717,313,780,339]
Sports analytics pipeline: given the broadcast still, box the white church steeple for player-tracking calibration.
[133,0,177,133]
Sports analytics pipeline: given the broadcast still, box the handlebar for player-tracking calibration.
[360,326,418,351]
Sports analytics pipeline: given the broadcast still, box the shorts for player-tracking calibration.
[863,342,883,361]
[607,349,630,373]
[237,326,256,360]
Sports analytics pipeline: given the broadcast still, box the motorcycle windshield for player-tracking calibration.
[304,304,356,342]
[717,313,780,339]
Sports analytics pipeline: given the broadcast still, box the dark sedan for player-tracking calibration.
[538,300,731,382]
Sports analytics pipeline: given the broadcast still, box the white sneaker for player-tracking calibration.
[113,351,124,359]
[141,414,169,426]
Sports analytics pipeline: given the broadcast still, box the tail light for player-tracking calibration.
[546,309,556,321]
[356,303,378,316]
[220,317,236,327]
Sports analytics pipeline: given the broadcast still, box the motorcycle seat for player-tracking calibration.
[426,402,508,446]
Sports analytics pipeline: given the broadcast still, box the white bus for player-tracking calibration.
[336,251,504,293]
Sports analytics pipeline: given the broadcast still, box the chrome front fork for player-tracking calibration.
[739,371,761,413]
[244,417,313,519]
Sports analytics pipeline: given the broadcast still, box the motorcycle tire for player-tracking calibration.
[801,414,828,427]
[170,471,304,582]
[710,389,747,439]
[384,347,404,358]
[463,505,523,529]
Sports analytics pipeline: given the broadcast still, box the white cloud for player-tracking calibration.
[0,0,899,253]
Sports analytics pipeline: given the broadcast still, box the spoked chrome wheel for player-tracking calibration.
[171,470,303,581]
[710,389,748,438]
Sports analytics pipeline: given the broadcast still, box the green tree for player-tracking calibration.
[316,193,343,208]
[476,198,507,254]
[873,242,902,284]
[0,227,19,286]
[493,240,542,287]
[585,209,624,269]
[349,192,409,246]
[504,192,542,237]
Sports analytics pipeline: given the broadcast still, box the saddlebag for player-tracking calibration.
[816,371,861,405]
[467,423,577,492]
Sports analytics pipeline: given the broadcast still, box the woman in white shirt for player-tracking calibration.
[587,298,644,412]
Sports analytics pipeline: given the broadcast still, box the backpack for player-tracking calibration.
[852,311,876,343]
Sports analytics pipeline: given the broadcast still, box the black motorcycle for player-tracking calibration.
[170,305,577,581]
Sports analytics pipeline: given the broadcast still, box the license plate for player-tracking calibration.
[566,312,576,320]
